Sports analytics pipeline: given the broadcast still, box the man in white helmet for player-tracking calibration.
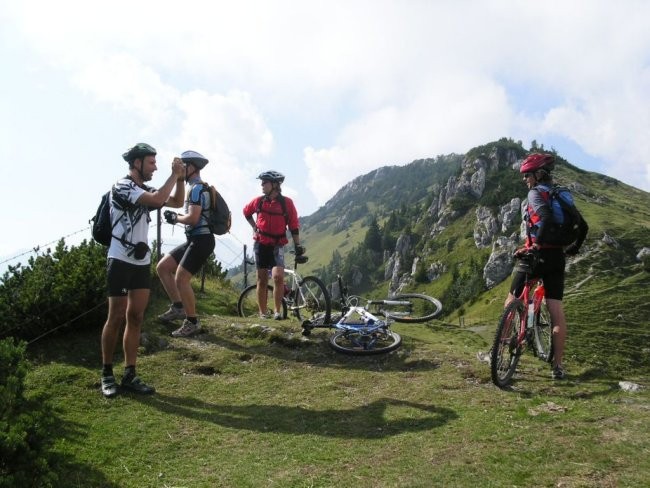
[157,151,216,337]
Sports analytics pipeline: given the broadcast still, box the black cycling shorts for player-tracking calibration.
[168,234,216,275]
[254,241,285,270]
[107,258,152,296]
[510,247,566,300]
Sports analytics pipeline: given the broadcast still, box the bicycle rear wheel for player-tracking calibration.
[533,299,554,363]
[381,293,442,323]
[329,327,402,355]
[294,276,331,324]
[237,284,287,318]
[490,300,525,388]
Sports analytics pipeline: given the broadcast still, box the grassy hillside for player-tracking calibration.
[24,278,650,487]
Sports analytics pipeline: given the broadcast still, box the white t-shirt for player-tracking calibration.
[107,177,155,265]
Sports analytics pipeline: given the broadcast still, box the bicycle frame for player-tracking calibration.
[512,276,546,349]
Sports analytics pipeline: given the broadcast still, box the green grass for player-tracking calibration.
[24,281,650,487]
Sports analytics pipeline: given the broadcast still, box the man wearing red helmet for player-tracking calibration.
[506,153,583,380]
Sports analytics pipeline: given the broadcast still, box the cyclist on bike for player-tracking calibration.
[506,153,585,380]
[243,170,305,320]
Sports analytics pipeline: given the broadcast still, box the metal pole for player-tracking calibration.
[243,244,248,288]
[156,208,162,262]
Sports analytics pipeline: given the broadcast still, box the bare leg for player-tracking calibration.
[176,266,196,316]
[546,298,566,367]
[123,288,150,367]
[271,266,285,315]
[256,269,269,314]
[101,296,127,365]
[156,255,181,303]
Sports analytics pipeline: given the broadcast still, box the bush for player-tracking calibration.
[0,339,58,487]
[0,239,108,340]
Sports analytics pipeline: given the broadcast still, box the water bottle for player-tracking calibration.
[527,299,535,328]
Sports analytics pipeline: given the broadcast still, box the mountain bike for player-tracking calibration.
[490,250,554,388]
[237,253,332,323]
[301,275,442,355]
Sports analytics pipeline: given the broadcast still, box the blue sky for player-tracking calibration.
[1,0,649,273]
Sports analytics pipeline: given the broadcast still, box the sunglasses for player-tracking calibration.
[523,172,534,178]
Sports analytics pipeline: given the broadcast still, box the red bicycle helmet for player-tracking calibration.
[520,153,555,173]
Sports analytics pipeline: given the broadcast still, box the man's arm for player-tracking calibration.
[137,158,185,208]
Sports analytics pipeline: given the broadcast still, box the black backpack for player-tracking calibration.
[90,188,132,246]
[202,184,232,235]
[536,185,589,247]
[90,190,117,246]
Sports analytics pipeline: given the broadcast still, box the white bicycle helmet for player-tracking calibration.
[181,150,209,169]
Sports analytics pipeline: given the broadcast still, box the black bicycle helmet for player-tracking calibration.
[181,150,209,169]
[122,143,157,163]
[257,170,285,183]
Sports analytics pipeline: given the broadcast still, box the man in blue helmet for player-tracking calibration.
[157,151,216,337]
[101,143,185,398]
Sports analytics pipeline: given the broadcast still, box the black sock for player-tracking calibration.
[173,301,183,309]
[186,316,197,324]
[102,364,113,377]
[124,365,136,379]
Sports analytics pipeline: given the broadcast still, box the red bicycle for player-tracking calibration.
[490,250,554,388]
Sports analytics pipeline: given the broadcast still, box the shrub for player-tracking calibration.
[0,239,107,340]
[0,339,58,487]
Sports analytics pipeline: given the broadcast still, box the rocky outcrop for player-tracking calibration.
[636,247,650,261]
[474,206,499,249]
[386,234,413,294]
[483,235,519,289]
[499,198,521,233]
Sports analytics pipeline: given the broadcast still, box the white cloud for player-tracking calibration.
[74,54,179,132]
[305,75,513,205]
[2,0,650,269]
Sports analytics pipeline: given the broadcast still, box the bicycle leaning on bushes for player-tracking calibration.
[237,252,332,324]
[490,249,554,388]
[301,275,443,355]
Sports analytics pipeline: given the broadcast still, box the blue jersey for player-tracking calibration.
[184,178,212,237]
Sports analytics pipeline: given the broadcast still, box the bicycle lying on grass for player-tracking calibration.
[490,249,554,388]
[301,275,442,355]
[237,253,332,324]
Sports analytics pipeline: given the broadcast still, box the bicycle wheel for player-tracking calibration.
[329,327,402,355]
[293,276,331,324]
[490,300,525,388]
[237,284,287,318]
[381,293,442,323]
[533,299,554,363]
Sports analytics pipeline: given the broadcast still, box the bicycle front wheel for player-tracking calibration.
[237,284,287,319]
[329,328,402,355]
[294,276,331,324]
[490,300,525,388]
[382,293,442,323]
[533,299,554,363]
